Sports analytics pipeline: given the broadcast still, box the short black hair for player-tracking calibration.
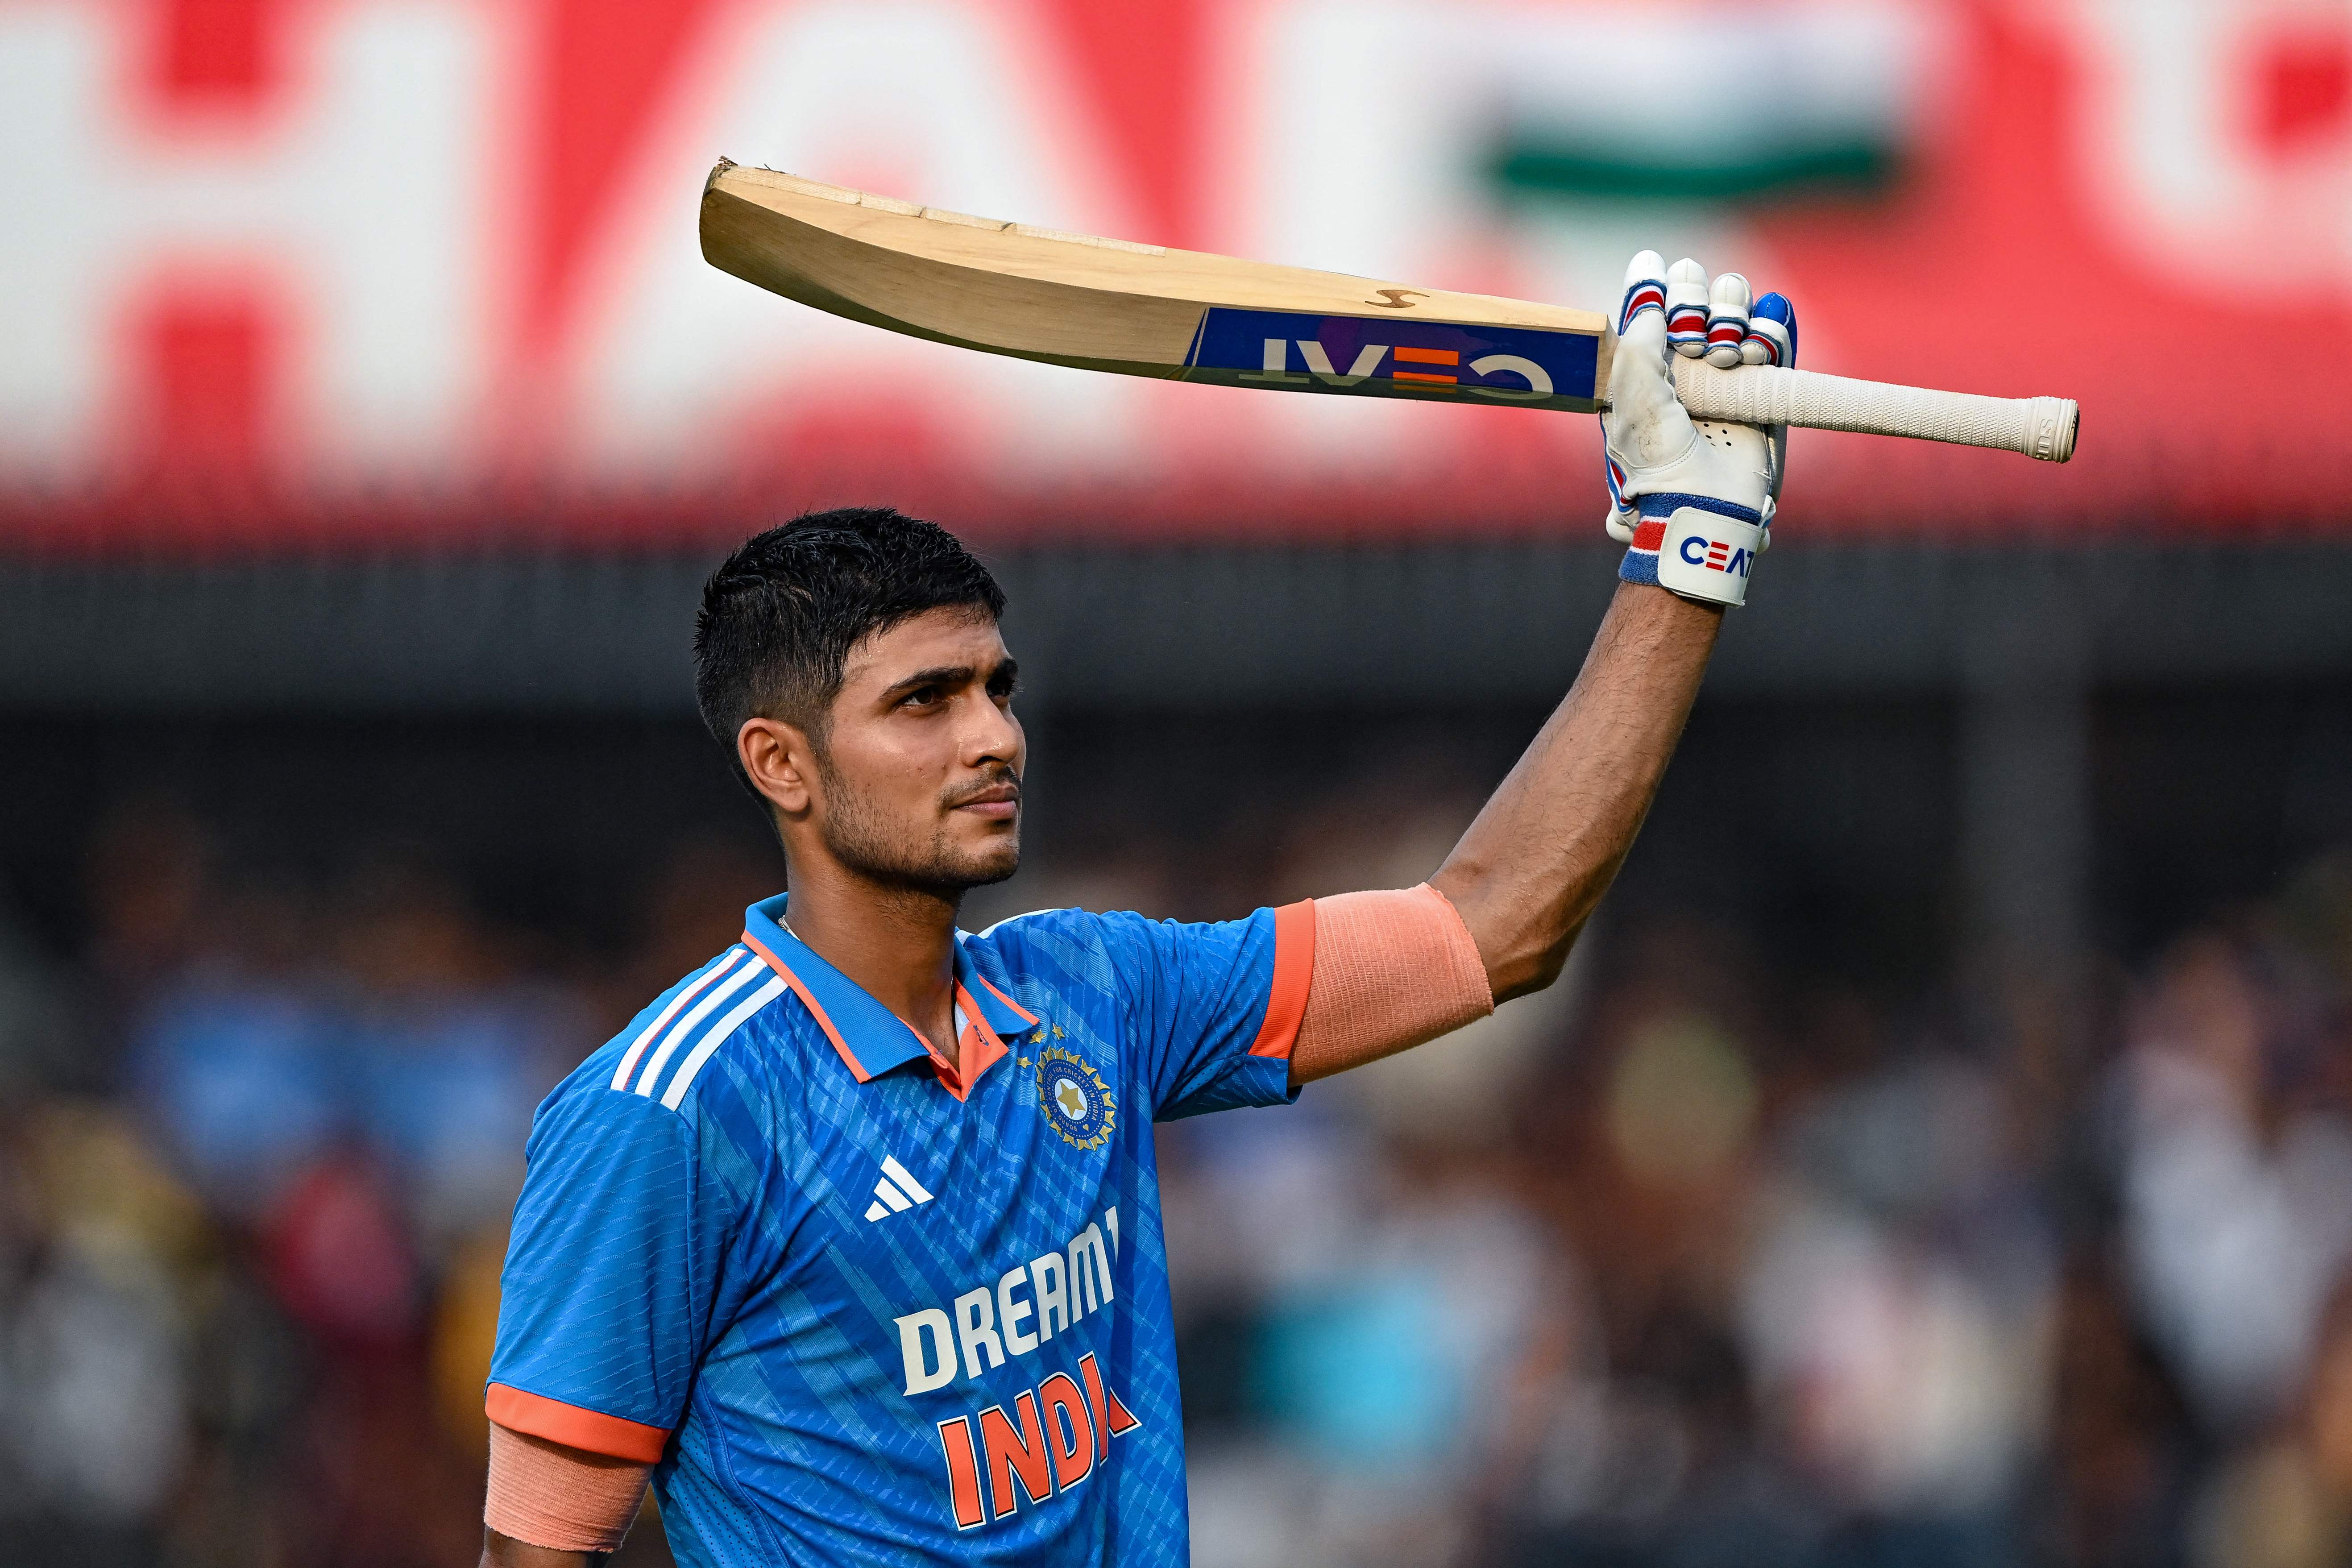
[693,508,1006,795]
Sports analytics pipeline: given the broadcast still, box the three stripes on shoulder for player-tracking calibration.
[603,951,946,1224]
[610,946,786,1110]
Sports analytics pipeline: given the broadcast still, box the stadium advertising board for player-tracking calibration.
[3,0,2348,548]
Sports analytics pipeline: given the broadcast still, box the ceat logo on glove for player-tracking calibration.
[1680,535,1754,577]
[1655,507,1767,607]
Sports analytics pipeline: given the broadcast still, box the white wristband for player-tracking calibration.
[1654,507,1764,607]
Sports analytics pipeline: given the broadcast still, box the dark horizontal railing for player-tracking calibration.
[1,541,2348,712]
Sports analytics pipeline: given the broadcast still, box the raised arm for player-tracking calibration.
[1429,583,1721,1001]
[1438,254,1791,1000]
[1288,256,1794,1080]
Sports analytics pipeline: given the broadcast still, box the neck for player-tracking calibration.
[778,855,963,1064]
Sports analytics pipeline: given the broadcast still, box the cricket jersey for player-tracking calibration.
[486,891,1315,1567]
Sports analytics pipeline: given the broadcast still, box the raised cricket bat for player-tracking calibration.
[700,161,2078,464]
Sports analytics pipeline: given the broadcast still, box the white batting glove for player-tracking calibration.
[1601,253,1797,607]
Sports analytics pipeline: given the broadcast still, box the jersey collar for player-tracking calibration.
[740,894,1037,1094]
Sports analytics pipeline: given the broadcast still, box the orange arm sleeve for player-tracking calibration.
[1288,884,1494,1083]
[484,1421,651,1555]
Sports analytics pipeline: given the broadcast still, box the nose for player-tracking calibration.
[963,690,1024,771]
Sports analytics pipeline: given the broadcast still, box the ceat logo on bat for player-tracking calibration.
[1680,534,1754,577]
[1186,308,1600,408]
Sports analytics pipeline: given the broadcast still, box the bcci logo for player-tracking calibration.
[1034,1045,1116,1150]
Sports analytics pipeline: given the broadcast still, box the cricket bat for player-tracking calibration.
[700,161,2078,464]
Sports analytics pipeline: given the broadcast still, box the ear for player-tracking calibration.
[737,717,820,819]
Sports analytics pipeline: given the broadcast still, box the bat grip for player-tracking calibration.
[1671,359,2078,463]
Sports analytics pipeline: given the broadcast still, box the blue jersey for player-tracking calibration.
[487,892,1315,1567]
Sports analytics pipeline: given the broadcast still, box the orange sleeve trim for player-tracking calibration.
[1249,900,1318,1059]
[485,1384,670,1465]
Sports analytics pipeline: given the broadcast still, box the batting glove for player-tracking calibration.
[1601,253,1797,607]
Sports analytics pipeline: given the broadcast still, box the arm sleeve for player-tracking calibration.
[1288,884,1494,1082]
[483,1422,651,1554]
[485,1086,730,1461]
[1093,901,1317,1121]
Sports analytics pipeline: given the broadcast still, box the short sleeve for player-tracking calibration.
[1093,902,1316,1121]
[486,1086,729,1461]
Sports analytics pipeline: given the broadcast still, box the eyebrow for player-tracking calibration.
[879,658,1018,701]
[880,664,973,700]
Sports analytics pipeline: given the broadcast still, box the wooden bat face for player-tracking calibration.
[699,160,1615,414]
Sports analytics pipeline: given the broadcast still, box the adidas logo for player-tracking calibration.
[864,1155,936,1222]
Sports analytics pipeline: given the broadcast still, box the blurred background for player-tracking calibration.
[5,1,2352,1564]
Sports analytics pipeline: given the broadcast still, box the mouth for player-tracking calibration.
[949,780,1021,821]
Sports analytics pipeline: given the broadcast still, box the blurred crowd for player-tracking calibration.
[0,801,777,1568]
[4,792,2352,1568]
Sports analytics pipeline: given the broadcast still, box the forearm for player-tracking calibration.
[1430,582,1722,1001]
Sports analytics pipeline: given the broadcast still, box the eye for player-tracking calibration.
[900,685,946,709]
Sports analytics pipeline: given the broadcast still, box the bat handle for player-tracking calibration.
[1670,359,2079,463]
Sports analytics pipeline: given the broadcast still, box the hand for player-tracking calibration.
[1601,253,1797,607]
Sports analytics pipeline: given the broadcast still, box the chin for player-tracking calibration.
[957,842,1022,889]
[910,830,1020,893]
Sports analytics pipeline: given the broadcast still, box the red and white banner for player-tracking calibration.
[3,0,2348,550]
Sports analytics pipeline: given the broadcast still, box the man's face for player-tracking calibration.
[808,607,1024,894]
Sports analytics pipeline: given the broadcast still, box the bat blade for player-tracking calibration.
[699,161,2077,463]
[698,161,1609,412]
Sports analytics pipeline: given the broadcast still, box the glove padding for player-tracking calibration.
[1602,253,1796,608]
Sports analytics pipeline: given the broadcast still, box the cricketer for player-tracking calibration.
[477,253,1794,1567]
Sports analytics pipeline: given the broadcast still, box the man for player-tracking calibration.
[478,254,1792,1566]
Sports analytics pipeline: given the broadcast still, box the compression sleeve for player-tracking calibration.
[483,1421,651,1554]
[1288,884,1493,1082]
